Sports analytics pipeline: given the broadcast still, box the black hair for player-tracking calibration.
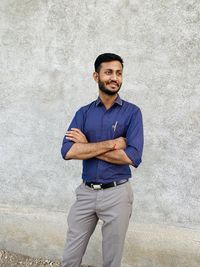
[94,53,123,72]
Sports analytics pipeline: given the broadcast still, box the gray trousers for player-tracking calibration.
[61,181,133,267]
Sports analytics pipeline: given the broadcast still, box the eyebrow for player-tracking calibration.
[104,69,122,72]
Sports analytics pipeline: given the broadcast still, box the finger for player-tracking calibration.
[66,132,80,138]
[66,130,80,134]
[66,131,82,138]
[65,136,78,142]
[70,128,85,136]
[70,128,82,133]
[66,133,84,143]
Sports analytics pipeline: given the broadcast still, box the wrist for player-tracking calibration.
[107,140,116,150]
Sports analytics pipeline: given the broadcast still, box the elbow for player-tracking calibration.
[61,149,71,160]
[122,152,132,165]
[61,148,75,160]
[62,151,72,160]
[61,143,75,160]
[65,150,83,160]
[127,158,133,165]
[64,150,75,160]
[64,153,71,160]
[121,150,133,165]
[124,155,134,165]
[124,147,142,167]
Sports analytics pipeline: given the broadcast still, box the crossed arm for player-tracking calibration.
[65,128,132,165]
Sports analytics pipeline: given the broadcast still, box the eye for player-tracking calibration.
[105,70,112,75]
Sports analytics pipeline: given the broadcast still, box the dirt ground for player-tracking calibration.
[0,250,94,267]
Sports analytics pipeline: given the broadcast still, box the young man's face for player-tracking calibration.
[94,60,123,96]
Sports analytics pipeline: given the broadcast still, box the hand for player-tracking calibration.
[112,137,126,150]
[65,128,88,143]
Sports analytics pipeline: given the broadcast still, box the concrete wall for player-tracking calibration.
[1,0,200,266]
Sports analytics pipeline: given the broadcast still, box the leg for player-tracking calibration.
[62,183,98,267]
[98,182,133,267]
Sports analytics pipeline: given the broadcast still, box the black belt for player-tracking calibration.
[85,179,128,190]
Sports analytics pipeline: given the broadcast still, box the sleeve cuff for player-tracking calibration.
[124,146,142,168]
[61,141,74,160]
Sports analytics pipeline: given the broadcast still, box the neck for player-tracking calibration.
[98,91,118,109]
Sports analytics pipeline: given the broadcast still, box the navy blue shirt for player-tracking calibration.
[61,95,143,183]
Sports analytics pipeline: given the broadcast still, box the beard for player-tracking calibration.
[98,80,122,96]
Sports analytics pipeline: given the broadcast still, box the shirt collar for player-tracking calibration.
[95,95,123,106]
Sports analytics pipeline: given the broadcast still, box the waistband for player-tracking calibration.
[85,179,128,190]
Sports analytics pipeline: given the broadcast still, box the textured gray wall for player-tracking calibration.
[1,0,200,266]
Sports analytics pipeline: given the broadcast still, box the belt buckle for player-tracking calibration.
[92,184,102,190]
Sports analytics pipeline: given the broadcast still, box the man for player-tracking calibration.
[61,53,143,267]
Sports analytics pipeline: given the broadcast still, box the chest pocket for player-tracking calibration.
[113,123,126,138]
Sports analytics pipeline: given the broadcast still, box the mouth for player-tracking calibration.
[108,82,119,88]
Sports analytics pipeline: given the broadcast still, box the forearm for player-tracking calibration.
[97,149,132,165]
[65,140,114,160]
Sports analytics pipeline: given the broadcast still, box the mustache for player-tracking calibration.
[108,81,119,86]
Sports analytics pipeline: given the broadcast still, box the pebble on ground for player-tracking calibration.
[0,250,95,267]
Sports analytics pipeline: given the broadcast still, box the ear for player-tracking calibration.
[93,72,99,83]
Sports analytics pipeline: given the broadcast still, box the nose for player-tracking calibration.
[110,73,117,81]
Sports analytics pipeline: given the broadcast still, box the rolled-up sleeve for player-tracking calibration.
[61,108,84,160]
[124,108,144,168]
